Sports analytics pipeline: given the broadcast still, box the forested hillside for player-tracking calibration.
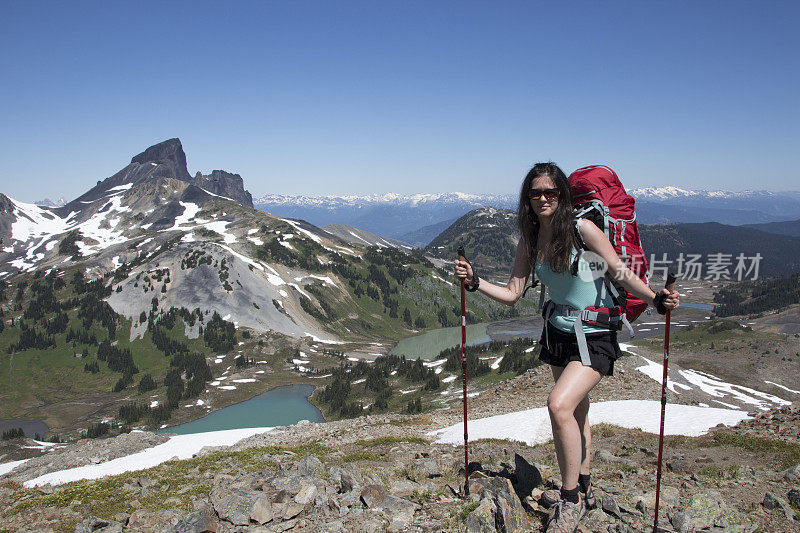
[425,207,519,279]
[0,269,225,433]
[314,337,540,419]
[743,218,800,237]
[637,223,800,278]
[713,273,800,317]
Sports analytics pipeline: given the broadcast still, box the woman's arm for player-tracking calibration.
[454,237,530,306]
[578,220,679,310]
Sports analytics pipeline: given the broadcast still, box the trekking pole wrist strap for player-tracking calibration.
[464,260,480,292]
[653,292,668,315]
[466,275,479,292]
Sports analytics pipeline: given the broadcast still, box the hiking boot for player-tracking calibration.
[541,485,597,510]
[540,488,561,508]
[545,496,585,533]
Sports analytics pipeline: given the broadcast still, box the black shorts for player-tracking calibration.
[538,321,621,376]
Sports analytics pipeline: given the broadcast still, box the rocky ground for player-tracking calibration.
[1,352,799,532]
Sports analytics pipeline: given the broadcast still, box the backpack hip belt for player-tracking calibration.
[542,300,634,367]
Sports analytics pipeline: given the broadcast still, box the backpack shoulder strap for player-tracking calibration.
[574,218,588,249]
[570,218,586,276]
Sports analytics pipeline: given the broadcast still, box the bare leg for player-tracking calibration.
[575,395,591,475]
[548,361,602,490]
[552,365,593,476]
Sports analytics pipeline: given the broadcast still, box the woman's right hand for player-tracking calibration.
[454,259,473,285]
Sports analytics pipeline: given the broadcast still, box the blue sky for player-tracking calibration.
[1,1,798,201]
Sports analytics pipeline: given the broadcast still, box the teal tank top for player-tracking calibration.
[534,248,616,334]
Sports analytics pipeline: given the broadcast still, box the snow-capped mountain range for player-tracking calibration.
[256,187,800,207]
[628,186,799,201]
[254,193,517,246]
[255,187,800,246]
[253,192,515,209]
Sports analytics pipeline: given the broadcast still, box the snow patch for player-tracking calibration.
[198,187,235,202]
[23,427,272,487]
[170,202,201,228]
[626,343,790,410]
[765,381,800,395]
[347,230,372,245]
[303,332,344,344]
[0,459,30,476]
[431,400,750,446]
[211,243,264,271]
[279,219,322,244]
[295,275,338,287]
[431,274,453,286]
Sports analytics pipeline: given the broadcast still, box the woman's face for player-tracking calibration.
[529,176,560,219]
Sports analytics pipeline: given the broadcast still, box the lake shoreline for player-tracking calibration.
[157,383,326,435]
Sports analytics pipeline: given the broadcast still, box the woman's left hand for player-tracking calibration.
[655,288,680,311]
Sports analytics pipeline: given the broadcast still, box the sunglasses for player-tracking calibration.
[528,188,560,201]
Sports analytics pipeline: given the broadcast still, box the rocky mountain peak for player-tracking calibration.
[192,170,254,209]
[130,138,191,182]
[33,197,66,208]
[0,193,14,213]
[57,138,258,216]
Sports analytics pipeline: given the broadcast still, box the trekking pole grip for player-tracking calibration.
[665,272,676,292]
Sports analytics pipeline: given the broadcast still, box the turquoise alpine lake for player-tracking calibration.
[158,384,324,435]
[389,322,492,360]
[389,316,548,360]
[679,302,715,311]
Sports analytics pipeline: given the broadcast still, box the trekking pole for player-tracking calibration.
[653,272,676,532]
[457,246,470,496]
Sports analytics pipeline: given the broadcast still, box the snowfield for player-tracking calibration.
[21,427,272,487]
[431,400,750,447]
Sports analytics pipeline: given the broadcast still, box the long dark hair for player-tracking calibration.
[517,162,577,273]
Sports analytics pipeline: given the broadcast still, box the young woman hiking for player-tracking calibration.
[454,162,679,532]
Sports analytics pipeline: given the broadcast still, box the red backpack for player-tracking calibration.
[568,165,651,322]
